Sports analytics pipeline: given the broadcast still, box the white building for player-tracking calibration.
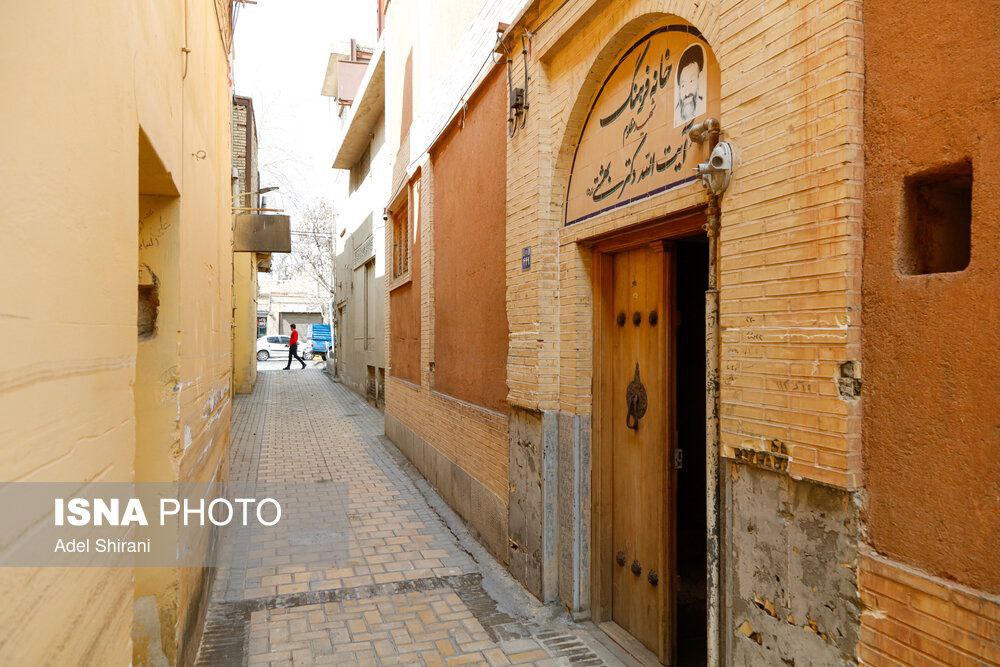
[258,272,328,337]
[324,40,388,405]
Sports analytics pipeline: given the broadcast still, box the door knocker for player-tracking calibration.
[625,363,648,431]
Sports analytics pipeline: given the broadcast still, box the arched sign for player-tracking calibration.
[565,21,721,226]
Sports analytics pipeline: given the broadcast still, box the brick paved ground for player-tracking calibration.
[196,368,627,666]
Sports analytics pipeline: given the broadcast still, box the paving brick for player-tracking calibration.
[197,369,619,666]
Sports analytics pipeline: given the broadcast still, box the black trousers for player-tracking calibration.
[285,343,305,368]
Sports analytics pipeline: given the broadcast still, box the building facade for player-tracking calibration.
[326,42,389,405]
[0,0,238,664]
[380,0,519,578]
[378,0,999,665]
[258,274,328,340]
[231,94,268,395]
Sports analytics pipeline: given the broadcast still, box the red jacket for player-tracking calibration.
[289,330,299,346]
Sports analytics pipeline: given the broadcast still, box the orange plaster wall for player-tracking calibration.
[862,0,1000,593]
[431,65,509,413]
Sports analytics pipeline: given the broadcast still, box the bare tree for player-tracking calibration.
[274,198,336,320]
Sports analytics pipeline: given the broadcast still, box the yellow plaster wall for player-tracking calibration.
[169,0,235,658]
[135,193,185,663]
[234,253,259,395]
[0,0,234,663]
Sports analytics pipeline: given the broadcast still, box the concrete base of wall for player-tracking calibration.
[723,460,860,666]
[132,596,169,667]
[557,413,591,616]
[505,407,592,610]
[385,413,508,565]
[507,406,558,603]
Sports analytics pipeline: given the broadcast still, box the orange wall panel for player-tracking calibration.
[862,0,1000,593]
[431,65,509,413]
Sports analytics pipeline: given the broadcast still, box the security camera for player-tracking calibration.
[696,141,733,196]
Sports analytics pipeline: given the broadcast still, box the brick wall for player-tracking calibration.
[506,0,863,490]
[377,2,1000,663]
[231,102,247,195]
[386,380,509,501]
[385,161,510,561]
[385,161,510,503]
[231,97,258,207]
[859,553,1000,666]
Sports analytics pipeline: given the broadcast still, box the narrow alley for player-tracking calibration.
[196,367,626,666]
[4,1,999,665]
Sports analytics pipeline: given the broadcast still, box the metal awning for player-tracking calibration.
[234,214,291,253]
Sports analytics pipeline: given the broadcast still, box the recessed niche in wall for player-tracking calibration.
[899,162,972,275]
[138,284,159,338]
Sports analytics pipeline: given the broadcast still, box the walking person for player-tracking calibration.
[284,323,306,370]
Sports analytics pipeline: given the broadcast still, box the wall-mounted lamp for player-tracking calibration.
[507,33,530,137]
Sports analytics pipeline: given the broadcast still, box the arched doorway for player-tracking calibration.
[564,18,721,664]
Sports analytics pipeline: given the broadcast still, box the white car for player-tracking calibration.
[256,335,290,361]
[256,335,316,361]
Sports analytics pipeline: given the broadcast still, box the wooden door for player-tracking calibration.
[609,243,672,661]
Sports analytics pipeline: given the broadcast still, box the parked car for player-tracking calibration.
[255,335,290,361]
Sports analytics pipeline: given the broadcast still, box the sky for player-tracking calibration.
[232,0,377,220]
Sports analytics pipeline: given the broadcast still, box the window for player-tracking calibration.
[267,336,279,344]
[349,145,370,193]
[900,161,972,275]
[392,204,410,278]
[392,179,419,280]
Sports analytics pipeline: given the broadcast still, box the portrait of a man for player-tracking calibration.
[674,43,706,126]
